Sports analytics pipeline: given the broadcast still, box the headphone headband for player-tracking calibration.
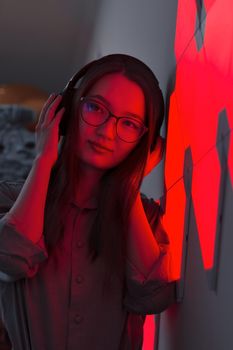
[63,53,160,93]
[62,59,98,92]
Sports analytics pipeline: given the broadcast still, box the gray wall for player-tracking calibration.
[0,0,102,93]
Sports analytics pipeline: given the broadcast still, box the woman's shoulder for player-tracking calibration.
[0,180,25,209]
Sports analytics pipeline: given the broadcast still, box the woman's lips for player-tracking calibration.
[88,141,113,153]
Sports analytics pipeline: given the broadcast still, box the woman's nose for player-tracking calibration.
[96,116,117,139]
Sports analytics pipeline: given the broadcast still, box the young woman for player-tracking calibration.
[0,54,176,350]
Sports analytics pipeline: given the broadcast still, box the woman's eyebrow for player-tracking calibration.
[89,94,143,121]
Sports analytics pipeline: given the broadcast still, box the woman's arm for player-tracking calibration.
[0,178,49,281]
[5,156,53,243]
[5,94,64,244]
[127,192,161,278]
[124,193,176,315]
[0,317,11,350]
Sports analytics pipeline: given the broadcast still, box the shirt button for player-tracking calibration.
[76,240,83,248]
[74,314,83,324]
[76,275,84,283]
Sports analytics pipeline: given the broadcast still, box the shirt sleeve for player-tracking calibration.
[0,316,11,350]
[123,193,176,315]
[0,180,48,282]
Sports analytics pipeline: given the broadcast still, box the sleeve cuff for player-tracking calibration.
[0,216,48,279]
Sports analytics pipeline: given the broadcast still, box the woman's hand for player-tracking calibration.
[35,94,65,166]
[143,136,165,177]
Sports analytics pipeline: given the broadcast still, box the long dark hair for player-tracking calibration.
[43,54,165,297]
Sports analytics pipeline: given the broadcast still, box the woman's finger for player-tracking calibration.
[36,93,57,128]
[39,94,63,128]
[42,94,63,125]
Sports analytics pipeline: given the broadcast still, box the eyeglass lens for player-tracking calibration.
[81,99,144,142]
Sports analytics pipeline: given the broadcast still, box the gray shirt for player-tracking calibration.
[0,181,175,350]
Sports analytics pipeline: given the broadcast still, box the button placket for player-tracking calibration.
[74,314,83,324]
[76,240,83,248]
[75,275,84,284]
[70,210,85,327]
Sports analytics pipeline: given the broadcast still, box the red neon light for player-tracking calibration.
[164,0,233,275]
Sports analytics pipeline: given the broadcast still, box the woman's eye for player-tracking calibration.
[86,101,102,112]
[122,119,140,130]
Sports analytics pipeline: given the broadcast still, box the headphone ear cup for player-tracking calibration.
[57,88,76,136]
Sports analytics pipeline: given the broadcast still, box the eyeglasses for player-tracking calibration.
[79,96,148,143]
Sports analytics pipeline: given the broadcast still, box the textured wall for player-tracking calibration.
[160,0,233,349]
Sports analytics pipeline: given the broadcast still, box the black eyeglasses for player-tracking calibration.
[79,96,148,143]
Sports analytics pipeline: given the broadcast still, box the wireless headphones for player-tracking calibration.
[56,54,164,152]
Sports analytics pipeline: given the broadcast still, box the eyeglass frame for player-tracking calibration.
[79,96,149,143]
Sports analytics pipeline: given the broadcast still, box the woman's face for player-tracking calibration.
[75,72,146,171]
